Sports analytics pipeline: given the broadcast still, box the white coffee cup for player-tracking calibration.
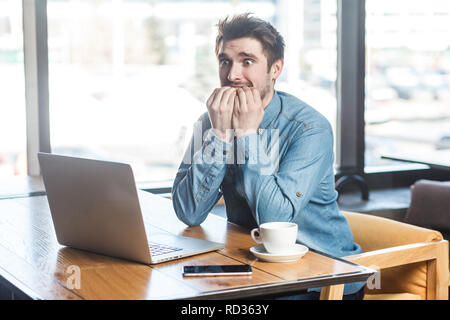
[250,222,298,254]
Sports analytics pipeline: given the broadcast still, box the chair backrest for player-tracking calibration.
[405,180,450,239]
[344,210,442,252]
[343,211,445,299]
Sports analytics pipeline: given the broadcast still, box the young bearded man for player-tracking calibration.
[171,14,365,300]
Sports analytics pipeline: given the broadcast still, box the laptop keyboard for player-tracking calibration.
[149,242,183,257]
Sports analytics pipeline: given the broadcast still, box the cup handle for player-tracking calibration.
[251,228,263,244]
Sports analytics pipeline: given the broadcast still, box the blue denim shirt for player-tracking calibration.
[172,91,364,295]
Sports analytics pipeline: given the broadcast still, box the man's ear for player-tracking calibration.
[271,59,284,81]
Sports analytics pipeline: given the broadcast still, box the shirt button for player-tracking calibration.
[296,192,303,197]
[223,150,227,155]
[258,128,264,135]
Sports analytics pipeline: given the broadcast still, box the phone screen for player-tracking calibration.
[183,265,252,276]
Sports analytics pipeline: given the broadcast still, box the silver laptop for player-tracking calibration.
[38,152,224,264]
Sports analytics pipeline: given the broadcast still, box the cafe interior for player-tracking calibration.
[0,0,449,301]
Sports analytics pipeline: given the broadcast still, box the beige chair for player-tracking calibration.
[343,211,449,300]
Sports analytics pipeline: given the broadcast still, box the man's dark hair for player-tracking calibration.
[215,13,285,69]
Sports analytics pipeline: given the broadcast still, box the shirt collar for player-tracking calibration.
[260,90,281,129]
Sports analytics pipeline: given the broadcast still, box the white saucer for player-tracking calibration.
[250,244,309,263]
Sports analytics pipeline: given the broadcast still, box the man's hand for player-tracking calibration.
[232,87,264,138]
[206,86,237,142]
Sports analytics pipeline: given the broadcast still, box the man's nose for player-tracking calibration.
[227,63,242,83]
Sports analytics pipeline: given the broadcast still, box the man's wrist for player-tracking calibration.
[234,128,257,138]
[211,128,234,143]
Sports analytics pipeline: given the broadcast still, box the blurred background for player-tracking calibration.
[1,0,449,183]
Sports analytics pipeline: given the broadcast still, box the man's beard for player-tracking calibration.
[259,77,272,103]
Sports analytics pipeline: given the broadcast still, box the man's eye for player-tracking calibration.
[220,60,230,67]
[244,59,253,65]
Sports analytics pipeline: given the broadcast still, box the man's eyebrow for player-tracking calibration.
[238,52,258,60]
[217,52,259,60]
[218,53,228,60]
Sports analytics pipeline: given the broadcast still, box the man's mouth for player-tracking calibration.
[229,83,252,88]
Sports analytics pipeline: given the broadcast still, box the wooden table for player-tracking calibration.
[0,191,374,300]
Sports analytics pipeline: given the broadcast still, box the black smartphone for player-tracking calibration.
[182,265,252,277]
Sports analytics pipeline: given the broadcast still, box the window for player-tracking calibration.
[46,0,338,183]
[278,0,338,154]
[365,0,450,169]
[0,0,26,177]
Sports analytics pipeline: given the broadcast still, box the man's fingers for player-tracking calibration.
[206,88,218,107]
[233,94,240,114]
[237,88,247,112]
[220,88,236,112]
[227,90,237,108]
[212,87,229,108]
[243,86,253,106]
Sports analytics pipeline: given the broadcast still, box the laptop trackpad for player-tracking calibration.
[147,232,182,245]
[147,232,210,249]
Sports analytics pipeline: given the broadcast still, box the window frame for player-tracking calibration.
[23,0,50,176]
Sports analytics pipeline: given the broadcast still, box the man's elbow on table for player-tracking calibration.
[172,200,205,227]
[178,215,202,227]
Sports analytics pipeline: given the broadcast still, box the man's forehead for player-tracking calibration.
[218,37,266,58]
